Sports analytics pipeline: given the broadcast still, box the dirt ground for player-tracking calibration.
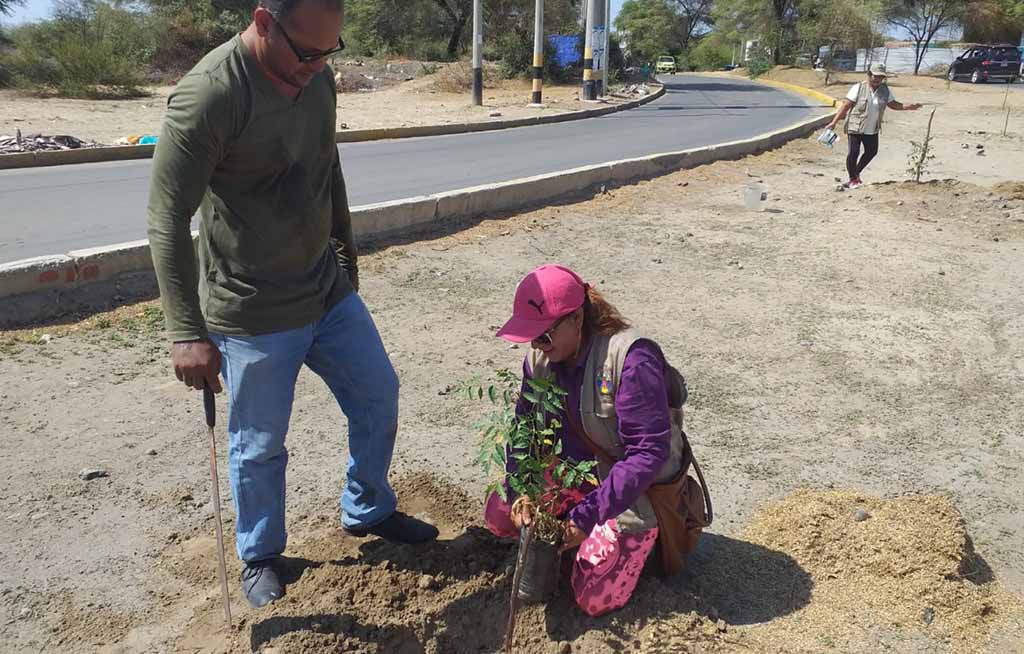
[1,76,1024,653]
[0,60,621,146]
[729,66,1024,188]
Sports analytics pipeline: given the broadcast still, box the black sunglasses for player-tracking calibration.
[534,314,570,347]
[273,17,345,63]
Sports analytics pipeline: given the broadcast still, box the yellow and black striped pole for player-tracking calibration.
[582,0,597,101]
[472,0,483,106]
[531,0,544,105]
[601,0,611,96]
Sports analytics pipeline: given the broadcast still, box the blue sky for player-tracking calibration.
[1,0,53,25]
[2,0,628,27]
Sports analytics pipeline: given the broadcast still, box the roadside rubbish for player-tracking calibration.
[0,130,99,154]
[114,135,159,146]
[743,182,769,211]
[612,83,652,99]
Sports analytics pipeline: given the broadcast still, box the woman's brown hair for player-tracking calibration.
[581,284,630,338]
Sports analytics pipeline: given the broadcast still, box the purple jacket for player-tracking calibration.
[514,338,672,534]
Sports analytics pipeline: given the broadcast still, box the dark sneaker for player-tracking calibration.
[344,511,439,544]
[241,558,284,608]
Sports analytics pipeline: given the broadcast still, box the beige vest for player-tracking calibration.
[845,81,891,135]
[529,329,685,532]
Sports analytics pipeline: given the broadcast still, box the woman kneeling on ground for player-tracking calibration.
[484,264,709,617]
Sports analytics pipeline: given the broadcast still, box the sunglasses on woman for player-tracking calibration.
[534,314,570,346]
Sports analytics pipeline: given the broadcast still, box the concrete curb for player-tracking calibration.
[0,85,666,171]
[754,78,838,107]
[0,109,833,329]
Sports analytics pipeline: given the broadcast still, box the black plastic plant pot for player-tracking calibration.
[516,525,560,604]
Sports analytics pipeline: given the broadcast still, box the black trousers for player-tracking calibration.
[846,133,879,181]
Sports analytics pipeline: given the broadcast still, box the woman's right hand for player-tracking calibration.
[510,497,534,529]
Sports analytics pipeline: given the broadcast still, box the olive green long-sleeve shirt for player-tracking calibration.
[147,35,355,342]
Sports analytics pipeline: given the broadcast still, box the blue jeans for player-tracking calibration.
[210,293,399,562]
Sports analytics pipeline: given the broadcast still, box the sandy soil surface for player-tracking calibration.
[1,79,1023,653]
[0,60,629,147]
[730,66,1024,187]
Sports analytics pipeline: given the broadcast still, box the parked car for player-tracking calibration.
[947,45,1021,83]
[655,55,677,75]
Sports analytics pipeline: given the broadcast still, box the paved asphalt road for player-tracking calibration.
[0,75,826,264]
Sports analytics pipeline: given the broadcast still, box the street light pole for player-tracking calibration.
[472,0,483,106]
[602,0,611,96]
[531,0,544,105]
[582,0,597,100]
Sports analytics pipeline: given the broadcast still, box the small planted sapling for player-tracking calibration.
[462,369,599,652]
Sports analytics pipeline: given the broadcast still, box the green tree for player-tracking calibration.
[671,0,715,51]
[144,0,249,75]
[486,0,582,41]
[5,0,153,97]
[345,0,462,59]
[713,0,799,63]
[428,0,472,58]
[883,0,966,75]
[615,0,687,64]
[685,33,734,69]
[962,0,1024,43]
[0,0,24,17]
[798,0,882,83]
[345,0,581,61]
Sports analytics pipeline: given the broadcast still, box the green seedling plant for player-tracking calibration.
[464,369,599,544]
[462,368,600,653]
[907,108,937,183]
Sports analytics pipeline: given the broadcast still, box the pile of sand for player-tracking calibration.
[993,181,1024,201]
[734,490,1022,653]
[150,479,1021,654]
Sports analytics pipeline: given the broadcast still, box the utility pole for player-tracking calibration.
[472,0,483,106]
[594,0,606,97]
[598,0,606,94]
[582,0,598,100]
[530,0,544,105]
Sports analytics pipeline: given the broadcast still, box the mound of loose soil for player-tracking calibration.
[993,181,1024,201]
[733,490,1024,653]
[155,477,1022,654]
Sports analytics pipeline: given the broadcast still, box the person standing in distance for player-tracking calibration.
[827,63,922,189]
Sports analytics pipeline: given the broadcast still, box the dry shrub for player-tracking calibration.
[430,62,499,94]
[333,69,373,93]
[431,62,473,93]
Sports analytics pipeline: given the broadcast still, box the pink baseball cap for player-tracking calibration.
[497,264,586,343]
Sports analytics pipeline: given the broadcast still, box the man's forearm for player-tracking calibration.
[148,212,208,341]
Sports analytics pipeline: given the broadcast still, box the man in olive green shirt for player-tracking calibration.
[147,0,437,610]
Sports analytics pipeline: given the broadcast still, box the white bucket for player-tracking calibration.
[743,183,768,211]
